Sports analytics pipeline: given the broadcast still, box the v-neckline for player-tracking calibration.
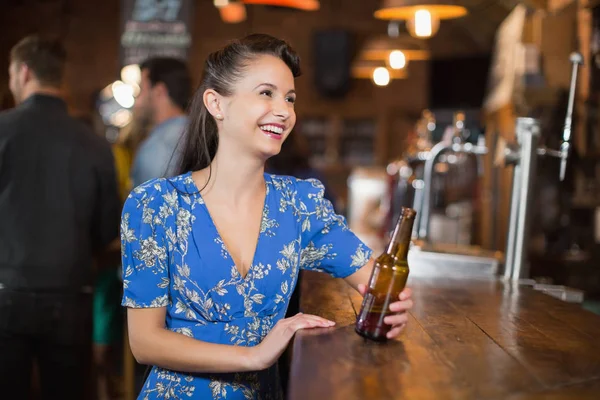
[189,172,269,281]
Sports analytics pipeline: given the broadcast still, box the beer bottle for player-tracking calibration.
[355,207,416,341]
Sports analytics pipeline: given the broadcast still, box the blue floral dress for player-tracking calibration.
[121,172,372,399]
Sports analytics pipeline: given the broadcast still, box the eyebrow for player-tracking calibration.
[254,82,296,95]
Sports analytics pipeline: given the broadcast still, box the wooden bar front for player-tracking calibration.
[288,271,600,399]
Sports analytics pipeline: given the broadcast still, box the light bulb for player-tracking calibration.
[111,81,135,109]
[213,0,230,7]
[110,109,133,128]
[406,9,440,38]
[388,50,407,70]
[372,67,390,86]
[120,64,141,86]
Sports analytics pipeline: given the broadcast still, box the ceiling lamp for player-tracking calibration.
[388,50,407,69]
[374,1,468,39]
[359,35,430,66]
[373,67,391,86]
[217,2,247,23]
[351,60,408,83]
[241,0,320,11]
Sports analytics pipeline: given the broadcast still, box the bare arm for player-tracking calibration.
[127,306,334,373]
[127,307,255,373]
[344,258,375,291]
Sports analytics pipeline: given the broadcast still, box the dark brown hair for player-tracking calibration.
[177,33,301,175]
[139,57,191,110]
[10,35,66,87]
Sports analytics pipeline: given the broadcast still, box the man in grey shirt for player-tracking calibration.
[131,57,191,186]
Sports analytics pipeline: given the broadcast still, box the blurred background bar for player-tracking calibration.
[2,1,600,399]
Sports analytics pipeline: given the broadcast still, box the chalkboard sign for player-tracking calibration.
[120,0,194,67]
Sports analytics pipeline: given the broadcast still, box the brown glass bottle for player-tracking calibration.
[355,207,416,341]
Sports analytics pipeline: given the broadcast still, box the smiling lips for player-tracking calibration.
[260,124,285,140]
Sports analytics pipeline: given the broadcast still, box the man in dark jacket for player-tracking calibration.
[0,35,120,399]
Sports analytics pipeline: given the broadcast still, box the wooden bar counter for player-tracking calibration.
[287,271,600,399]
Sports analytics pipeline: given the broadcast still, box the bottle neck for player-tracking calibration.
[386,212,415,260]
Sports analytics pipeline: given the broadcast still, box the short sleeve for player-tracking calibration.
[298,179,373,278]
[120,181,170,308]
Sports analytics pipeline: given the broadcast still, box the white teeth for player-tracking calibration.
[260,124,284,134]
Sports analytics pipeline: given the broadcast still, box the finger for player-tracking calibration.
[399,287,412,301]
[285,314,334,329]
[386,323,407,339]
[389,299,413,313]
[357,284,367,296]
[293,318,329,332]
[383,313,408,326]
[300,314,336,327]
[285,314,334,330]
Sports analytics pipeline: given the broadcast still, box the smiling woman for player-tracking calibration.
[177,34,301,179]
[120,33,414,400]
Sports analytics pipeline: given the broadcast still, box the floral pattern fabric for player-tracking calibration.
[121,172,372,399]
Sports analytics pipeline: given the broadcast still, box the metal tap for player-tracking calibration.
[503,52,583,281]
[560,52,584,181]
[416,112,488,241]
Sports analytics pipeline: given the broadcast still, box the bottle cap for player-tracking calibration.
[400,207,417,219]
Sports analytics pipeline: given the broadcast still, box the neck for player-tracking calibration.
[154,103,184,126]
[21,84,61,103]
[386,213,414,260]
[197,139,266,207]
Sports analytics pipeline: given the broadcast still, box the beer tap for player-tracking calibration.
[535,52,583,180]
[417,112,488,241]
[503,52,583,281]
[560,52,584,180]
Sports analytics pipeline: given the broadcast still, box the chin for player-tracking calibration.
[256,133,287,156]
[262,146,283,160]
[256,143,284,161]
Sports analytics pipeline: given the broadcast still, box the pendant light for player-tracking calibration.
[351,60,408,85]
[374,0,468,39]
[214,1,248,23]
[358,35,430,70]
[241,0,320,11]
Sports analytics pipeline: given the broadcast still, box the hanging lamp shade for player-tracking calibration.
[359,35,430,62]
[351,60,408,80]
[218,2,247,23]
[374,0,467,20]
[242,0,320,11]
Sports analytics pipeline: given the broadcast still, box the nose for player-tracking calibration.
[272,97,291,120]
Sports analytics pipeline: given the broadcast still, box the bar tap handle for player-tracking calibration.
[560,52,584,181]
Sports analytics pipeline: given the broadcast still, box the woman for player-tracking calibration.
[121,34,413,399]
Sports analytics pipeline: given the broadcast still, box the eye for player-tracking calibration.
[259,90,273,97]
[286,96,296,104]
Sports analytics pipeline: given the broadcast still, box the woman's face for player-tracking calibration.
[216,54,297,160]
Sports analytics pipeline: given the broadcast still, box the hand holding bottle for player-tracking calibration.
[355,207,417,341]
[357,284,413,339]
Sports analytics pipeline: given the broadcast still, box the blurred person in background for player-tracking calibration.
[0,35,121,399]
[130,57,191,187]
